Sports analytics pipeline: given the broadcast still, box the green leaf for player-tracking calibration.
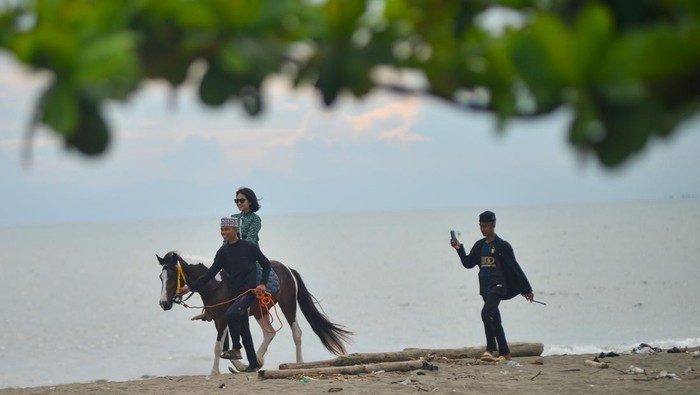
[199,60,236,106]
[529,13,576,84]
[73,32,141,100]
[241,85,263,116]
[39,80,78,136]
[74,32,139,84]
[65,97,110,156]
[573,2,613,82]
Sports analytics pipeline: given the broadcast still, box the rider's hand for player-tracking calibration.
[255,284,267,295]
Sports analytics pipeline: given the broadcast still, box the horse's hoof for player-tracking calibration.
[227,366,238,374]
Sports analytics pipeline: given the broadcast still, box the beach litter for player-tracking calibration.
[584,360,609,369]
[657,370,680,380]
[625,365,646,375]
[632,343,661,354]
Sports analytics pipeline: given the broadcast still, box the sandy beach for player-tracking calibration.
[2,347,698,394]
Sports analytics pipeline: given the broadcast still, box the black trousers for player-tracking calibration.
[481,293,510,356]
[226,293,259,367]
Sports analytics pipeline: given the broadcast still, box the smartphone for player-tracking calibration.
[450,230,457,243]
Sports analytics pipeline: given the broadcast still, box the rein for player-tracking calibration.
[171,255,282,334]
[179,288,283,334]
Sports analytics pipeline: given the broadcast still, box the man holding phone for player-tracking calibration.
[450,211,534,362]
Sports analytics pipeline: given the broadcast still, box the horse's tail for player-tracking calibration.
[291,268,353,355]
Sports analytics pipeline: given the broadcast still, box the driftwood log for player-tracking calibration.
[278,342,544,370]
[259,360,436,380]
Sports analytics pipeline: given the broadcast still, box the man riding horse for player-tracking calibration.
[176,216,269,372]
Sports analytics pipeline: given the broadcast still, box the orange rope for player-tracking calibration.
[255,290,284,334]
[181,288,284,334]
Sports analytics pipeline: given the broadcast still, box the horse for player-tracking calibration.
[157,251,352,374]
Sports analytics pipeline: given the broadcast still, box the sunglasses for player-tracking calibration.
[234,198,247,204]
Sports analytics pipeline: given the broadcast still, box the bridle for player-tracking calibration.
[168,254,195,305]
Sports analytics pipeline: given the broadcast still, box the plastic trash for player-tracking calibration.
[625,365,645,375]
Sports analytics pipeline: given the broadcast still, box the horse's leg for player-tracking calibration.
[253,314,276,367]
[290,320,303,363]
[212,324,228,375]
[276,263,304,363]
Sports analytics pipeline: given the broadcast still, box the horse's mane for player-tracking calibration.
[167,250,223,283]
[175,252,211,266]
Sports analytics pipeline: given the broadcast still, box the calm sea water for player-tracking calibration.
[1,199,699,389]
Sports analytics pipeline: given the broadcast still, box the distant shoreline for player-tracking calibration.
[2,197,699,227]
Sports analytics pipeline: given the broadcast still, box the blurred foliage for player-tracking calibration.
[1,0,698,166]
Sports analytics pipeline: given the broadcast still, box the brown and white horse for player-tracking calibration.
[157,251,352,374]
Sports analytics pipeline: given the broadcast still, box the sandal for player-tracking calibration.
[220,349,242,360]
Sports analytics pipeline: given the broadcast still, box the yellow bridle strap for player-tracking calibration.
[176,262,187,290]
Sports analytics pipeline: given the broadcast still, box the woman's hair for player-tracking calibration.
[236,187,261,212]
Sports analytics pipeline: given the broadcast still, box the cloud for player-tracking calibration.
[335,95,429,143]
[106,78,431,182]
[1,55,431,190]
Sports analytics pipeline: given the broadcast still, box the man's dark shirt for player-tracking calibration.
[457,235,532,300]
[189,239,271,297]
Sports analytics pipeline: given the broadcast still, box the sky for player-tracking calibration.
[1,53,699,226]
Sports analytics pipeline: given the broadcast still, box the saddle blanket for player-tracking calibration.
[256,263,281,295]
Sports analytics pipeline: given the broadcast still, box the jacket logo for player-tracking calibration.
[481,256,495,266]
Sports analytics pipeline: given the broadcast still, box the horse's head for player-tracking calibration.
[157,251,184,311]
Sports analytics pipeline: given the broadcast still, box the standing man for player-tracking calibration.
[177,217,270,372]
[450,211,534,362]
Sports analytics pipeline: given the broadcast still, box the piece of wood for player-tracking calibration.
[260,360,436,380]
[403,342,544,359]
[278,342,543,370]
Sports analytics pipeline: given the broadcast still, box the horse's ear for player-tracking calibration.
[156,254,164,265]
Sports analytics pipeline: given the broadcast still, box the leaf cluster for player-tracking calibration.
[1,0,698,166]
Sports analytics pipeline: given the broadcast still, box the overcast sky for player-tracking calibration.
[1,54,699,226]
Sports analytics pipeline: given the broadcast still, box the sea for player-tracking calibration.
[1,199,699,389]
